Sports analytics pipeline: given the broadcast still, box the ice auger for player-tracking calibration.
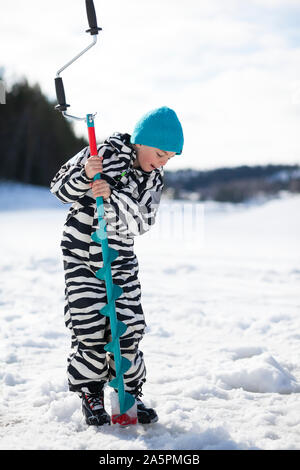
[54,0,136,425]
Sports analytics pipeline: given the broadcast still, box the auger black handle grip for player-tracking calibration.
[54,77,69,112]
[85,0,102,35]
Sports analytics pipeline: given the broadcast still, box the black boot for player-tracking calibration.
[131,383,159,424]
[136,397,159,424]
[82,391,111,426]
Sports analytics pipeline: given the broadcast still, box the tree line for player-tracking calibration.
[1,76,299,203]
[0,76,87,187]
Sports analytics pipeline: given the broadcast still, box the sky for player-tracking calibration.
[1,0,300,170]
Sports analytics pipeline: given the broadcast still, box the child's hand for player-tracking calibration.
[90,179,111,200]
[85,156,103,179]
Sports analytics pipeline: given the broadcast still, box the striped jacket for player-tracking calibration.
[50,132,164,273]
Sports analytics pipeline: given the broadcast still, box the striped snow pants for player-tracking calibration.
[63,251,147,396]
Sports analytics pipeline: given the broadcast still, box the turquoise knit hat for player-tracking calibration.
[130,106,184,155]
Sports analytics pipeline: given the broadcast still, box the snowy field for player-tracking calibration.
[0,182,300,450]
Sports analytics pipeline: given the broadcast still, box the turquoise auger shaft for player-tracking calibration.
[89,126,135,416]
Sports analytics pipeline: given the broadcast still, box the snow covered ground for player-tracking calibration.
[0,182,300,450]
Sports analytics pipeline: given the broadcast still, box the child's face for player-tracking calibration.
[133,144,176,172]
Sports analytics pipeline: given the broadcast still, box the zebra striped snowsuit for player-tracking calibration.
[50,132,164,396]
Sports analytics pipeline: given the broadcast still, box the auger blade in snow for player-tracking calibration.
[111,390,137,426]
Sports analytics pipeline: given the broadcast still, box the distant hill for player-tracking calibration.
[163,165,300,203]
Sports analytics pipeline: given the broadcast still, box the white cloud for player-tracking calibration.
[249,0,300,6]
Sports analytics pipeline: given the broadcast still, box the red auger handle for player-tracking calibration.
[86,114,98,156]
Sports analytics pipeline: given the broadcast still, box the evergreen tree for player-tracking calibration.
[0,76,88,186]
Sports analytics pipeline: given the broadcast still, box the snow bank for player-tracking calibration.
[216,353,300,394]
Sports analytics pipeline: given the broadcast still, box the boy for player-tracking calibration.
[50,106,184,425]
